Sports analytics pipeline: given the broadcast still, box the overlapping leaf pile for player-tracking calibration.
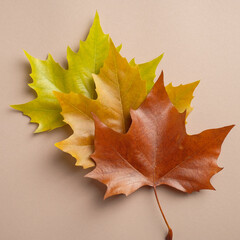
[11,12,234,240]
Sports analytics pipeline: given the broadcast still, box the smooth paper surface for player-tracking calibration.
[1,1,240,240]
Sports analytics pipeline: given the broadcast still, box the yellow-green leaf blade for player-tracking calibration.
[11,11,109,132]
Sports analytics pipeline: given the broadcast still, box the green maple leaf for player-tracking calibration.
[11,12,109,132]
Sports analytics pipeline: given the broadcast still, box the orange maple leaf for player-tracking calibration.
[86,72,234,239]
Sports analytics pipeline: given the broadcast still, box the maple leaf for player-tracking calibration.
[86,72,234,239]
[54,39,147,168]
[11,12,109,132]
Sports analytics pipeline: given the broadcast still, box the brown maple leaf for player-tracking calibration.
[86,72,234,240]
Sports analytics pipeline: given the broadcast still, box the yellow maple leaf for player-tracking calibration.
[55,39,147,168]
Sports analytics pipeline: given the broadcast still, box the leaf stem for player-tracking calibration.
[153,186,173,240]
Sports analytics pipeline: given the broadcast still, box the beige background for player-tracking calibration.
[1,0,240,239]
